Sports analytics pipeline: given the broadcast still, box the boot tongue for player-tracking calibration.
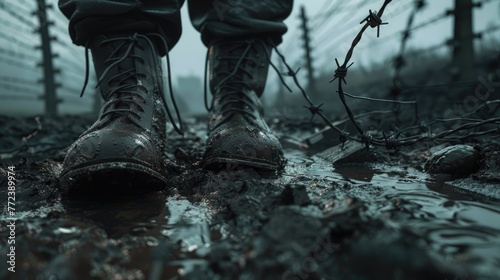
[214,42,254,112]
[209,39,271,103]
[109,60,142,113]
[92,36,145,116]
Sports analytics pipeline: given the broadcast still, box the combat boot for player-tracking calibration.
[59,33,182,193]
[204,38,285,172]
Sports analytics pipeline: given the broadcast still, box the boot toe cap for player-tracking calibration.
[203,126,285,171]
[63,129,162,171]
[60,127,168,194]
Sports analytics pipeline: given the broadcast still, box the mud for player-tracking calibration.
[1,114,500,280]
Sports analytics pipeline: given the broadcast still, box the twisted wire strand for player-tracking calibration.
[276,0,500,150]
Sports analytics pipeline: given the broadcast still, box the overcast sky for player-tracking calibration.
[169,0,500,80]
[1,0,499,116]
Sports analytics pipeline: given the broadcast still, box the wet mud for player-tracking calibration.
[1,115,500,280]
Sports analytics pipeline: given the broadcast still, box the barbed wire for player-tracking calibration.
[0,46,39,61]
[51,20,69,36]
[409,10,453,34]
[47,0,71,26]
[59,85,85,95]
[0,95,40,101]
[56,56,85,72]
[367,10,453,51]
[275,0,500,151]
[0,2,37,27]
[315,1,414,57]
[310,0,346,32]
[7,1,34,15]
[0,31,36,51]
[0,82,42,95]
[0,18,32,34]
[478,24,500,37]
[401,79,479,92]
[391,24,500,97]
[309,3,331,26]
[392,0,427,95]
[411,41,449,55]
[0,57,37,70]
[478,0,499,5]
[0,76,39,86]
[0,0,97,115]
[283,0,353,55]
[17,0,36,9]
[52,36,85,58]
[314,8,368,51]
[59,66,86,79]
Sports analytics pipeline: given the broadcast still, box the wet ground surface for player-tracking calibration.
[1,114,500,280]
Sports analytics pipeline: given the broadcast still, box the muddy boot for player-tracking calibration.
[203,38,285,172]
[59,33,180,194]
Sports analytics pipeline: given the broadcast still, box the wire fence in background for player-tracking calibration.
[0,0,96,115]
[274,0,500,150]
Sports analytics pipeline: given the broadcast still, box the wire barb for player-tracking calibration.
[360,9,389,38]
[283,67,301,77]
[339,131,349,150]
[383,131,401,150]
[360,132,373,150]
[330,59,353,84]
[304,103,324,122]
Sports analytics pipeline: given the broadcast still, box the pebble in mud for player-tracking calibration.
[4,115,500,279]
[425,145,480,177]
[474,144,500,182]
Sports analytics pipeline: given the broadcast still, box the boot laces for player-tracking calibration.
[203,39,292,126]
[80,33,183,135]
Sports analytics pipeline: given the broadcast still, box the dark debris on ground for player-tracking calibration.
[0,114,499,280]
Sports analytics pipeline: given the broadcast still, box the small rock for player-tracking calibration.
[474,144,500,182]
[265,184,311,209]
[289,184,311,206]
[424,145,480,177]
[316,141,368,164]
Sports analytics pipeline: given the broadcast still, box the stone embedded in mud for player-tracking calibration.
[316,141,368,164]
[424,145,480,177]
[474,144,500,182]
[282,184,311,206]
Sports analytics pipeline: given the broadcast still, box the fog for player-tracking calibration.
[1,0,499,116]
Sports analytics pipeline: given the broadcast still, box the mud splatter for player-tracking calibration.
[1,114,500,280]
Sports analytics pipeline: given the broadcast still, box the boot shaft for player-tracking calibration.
[82,34,170,138]
[208,38,273,97]
[90,34,164,101]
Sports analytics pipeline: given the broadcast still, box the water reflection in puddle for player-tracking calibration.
[62,192,167,238]
[162,197,211,252]
[17,148,498,278]
[284,148,500,277]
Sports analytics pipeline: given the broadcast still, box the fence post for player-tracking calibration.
[451,0,476,82]
[300,5,316,94]
[35,0,58,116]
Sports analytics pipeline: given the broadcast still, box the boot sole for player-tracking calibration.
[59,161,168,195]
[204,156,283,176]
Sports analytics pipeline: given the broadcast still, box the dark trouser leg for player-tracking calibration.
[187,0,293,46]
[58,0,185,53]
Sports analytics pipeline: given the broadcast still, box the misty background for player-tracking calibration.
[0,0,499,116]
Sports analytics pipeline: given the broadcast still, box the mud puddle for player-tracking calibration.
[283,148,500,279]
[1,115,500,279]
